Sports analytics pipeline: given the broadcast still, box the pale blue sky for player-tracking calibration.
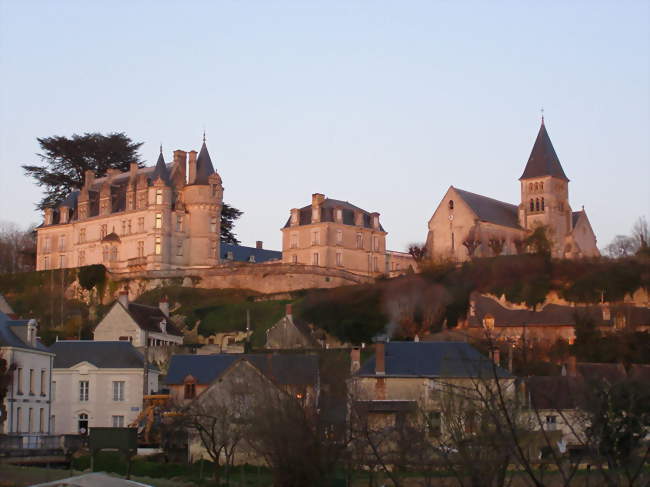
[1,0,648,251]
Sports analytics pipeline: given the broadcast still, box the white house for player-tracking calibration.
[0,311,55,435]
[93,292,183,347]
[49,341,159,434]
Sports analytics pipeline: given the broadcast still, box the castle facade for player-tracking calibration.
[426,121,599,261]
[35,141,223,272]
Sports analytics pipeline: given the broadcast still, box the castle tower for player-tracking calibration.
[150,150,173,268]
[182,138,223,267]
[518,120,572,256]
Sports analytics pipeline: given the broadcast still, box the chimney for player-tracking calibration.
[375,342,385,375]
[311,193,325,207]
[285,303,292,318]
[188,150,197,184]
[129,162,138,177]
[371,212,380,230]
[173,150,187,172]
[118,290,129,308]
[350,347,361,374]
[290,208,299,226]
[106,168,120,179]
[159,295,170,318]
[256,241,263,249]
[84,169,95,187]
[566,355,577,377]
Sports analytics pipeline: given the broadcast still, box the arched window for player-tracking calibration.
[184,377,196,399]
[530,199,534,211]
[540,182,544,191]
[483,315,495,330]
[541,197,545,211]
[529,183,533,191]
[534,183,539,191]
[448,200,454,210]
[535,198,540,211]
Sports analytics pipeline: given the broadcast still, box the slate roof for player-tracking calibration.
[283,198,386,231]
[520,122,569,181]
[0,294,15,316]
[0,311,51,353]
[221,243,282,263]
[165,353,319,386]
[192,142,216,185]
[453,187,521,229]
[356,341,511,378]
[123,302,183,336]
[151,151,170,185]
[50,340,158,370]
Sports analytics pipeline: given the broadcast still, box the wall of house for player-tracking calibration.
[51,366,159,434]
[265,317,313,349]
[2,347,54,434]
[93,304,143,345]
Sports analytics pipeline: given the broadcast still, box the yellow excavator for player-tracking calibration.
[129,394,171,446]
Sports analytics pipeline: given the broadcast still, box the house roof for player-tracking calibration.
[192,142,216,185]
[221,243,282,263]
[572,211,583,228]
[50,340,157,370]
[165,353,319,386]
[0,312,51,353]
[520,122,569,181]
[356,341,511,378]
[577,362,627,385]
[151,150,170,185]
[267,314,321,348]
[526,376,586,410]
[0,294,15,316]
[124,302,183,336]
[453,187,521,229]
[283,198,386,231]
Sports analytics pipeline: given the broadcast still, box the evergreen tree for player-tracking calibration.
[220,203,243,245]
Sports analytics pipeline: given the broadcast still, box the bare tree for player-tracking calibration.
[488,235,507,257]
[408,242,428,264]
[605,235,637,258]
[631,216,649,253]
[462,227,482,258]
[0,221,36,274]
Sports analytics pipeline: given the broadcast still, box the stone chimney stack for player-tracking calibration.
[375,342,385,375]
[371,212,380,230]
[118,290,129,308]
[159,296,170,318]
[84,169,95,187]
[350,347,361,374]
[256,241,263,249]
[311,193,324,223]
[188,150,198,184]
[129,162,139,177]
[173,150,187,176]
[44,208,53,226]
[290,208,299,226]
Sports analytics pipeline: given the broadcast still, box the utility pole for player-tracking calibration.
[142,330,149,408]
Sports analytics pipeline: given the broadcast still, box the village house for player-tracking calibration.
[265,304,345,350]
[460,292,650,345]
[426,120,599,262]
[1,311,54,435]
[49,341,159,434]
[93,291,183,347]
[35,139,223,272]
[282,193,416,277]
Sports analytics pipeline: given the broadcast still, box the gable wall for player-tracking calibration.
[93,304,144,346]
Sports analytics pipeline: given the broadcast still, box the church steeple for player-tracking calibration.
[520,121,569,181]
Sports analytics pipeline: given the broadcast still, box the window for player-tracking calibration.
[16,407,22,432]
[427,411,442,437]
[16,368,23,395]
[226,251,234,260]
[336,252,343,267]
[534,182,539,191]
[483,315,495,330]
[44,237,51,252]
[545,415,557,431]
[541,197,545,211]
[44,256,50,270]
[51,381,56,401]
[110,246,118,262]
[336,209,342,221]
[112,415,125,427]
[78,250,85,266]
[40,370,46,396]
[312,252,319,266]
[540,182,544,191]
[311,231,320,245]
[137,217,145,233]
[138,193,146,209]
[373,236,379,251]
[210,217,218,233]
[535,198,540,212]
[356,233,363,249]
[127,220,132,234]
[59,255,66,268]
[184,380,196,399]
[137,240,144,257]
[121,220,127,235]
[373,256,379,272]
[176,240,183,256]
[211,240,218,258]
[156,189,163,205]
[78,413,88,435]
[50,415,55,434]
[176,215,183,232]
[530,199,534,211]
[112,381,125,401]
[290,233,298,249]
[79,380,89,402]
[448,200,454,210]
[59,235,65,251]
[528,183,533,191]
[336,230,343,244]
[292,254,298,264]
[155,213,162,229]
[100,224,107,238]
[154,237,161,255]
[39,408,45,433]
[79,228,86,243]
[28,408,33,433]
[29,369,34,394]
[102,246,109,262]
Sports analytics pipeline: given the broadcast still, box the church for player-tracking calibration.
[425,120,599,262]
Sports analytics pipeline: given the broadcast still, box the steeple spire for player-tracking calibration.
[519,120,569,181]
[191,136,216,185]
[151,147,170,185]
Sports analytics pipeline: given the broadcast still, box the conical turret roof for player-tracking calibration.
[192,142,216,185]
[520,121,569,181]
[151,149,170,185]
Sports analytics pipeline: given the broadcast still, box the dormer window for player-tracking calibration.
[482,314,495,330]
[160,319,167,334]
[227,251,234,260]
[155,189,163,205]
[248,255,256,263]
[184,377,196,399]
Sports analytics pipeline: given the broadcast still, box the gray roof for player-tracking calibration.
[192,142,216,185]
[356,341,510,378]
[0,312,51,353]
[221,243,282,263]
[454,187,521,229]
[50,341,157,370]
[123,302,183,336]
[283,197,386,231]
[166,353,319,386]
[520,122,569,181]
[151,151,170,185]
[0,294,15,315]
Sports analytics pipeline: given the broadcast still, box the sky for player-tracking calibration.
[0,0,648,252]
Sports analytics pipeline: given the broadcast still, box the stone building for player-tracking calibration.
[35,139,223,272]
[282,193,416,277]
[426,120,599,262]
